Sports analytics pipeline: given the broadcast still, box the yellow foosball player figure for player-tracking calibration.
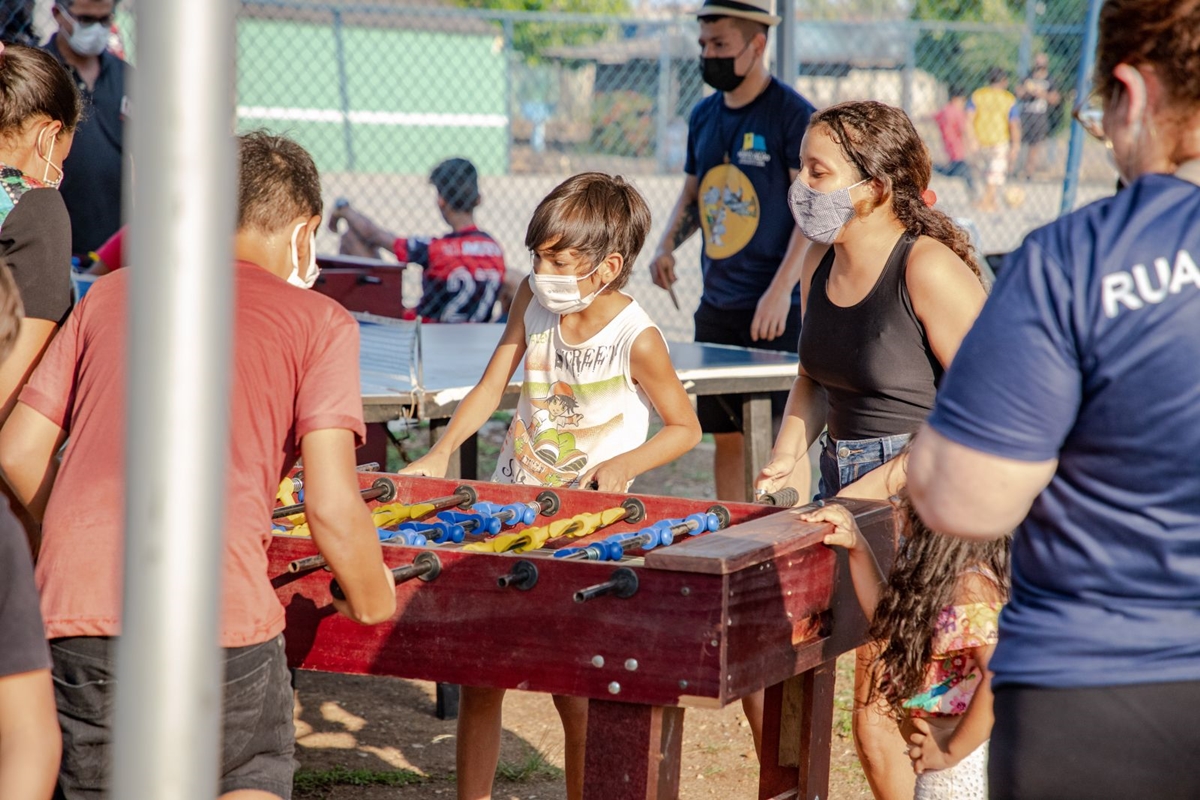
[401,172,701,800]
[0,132,396,800]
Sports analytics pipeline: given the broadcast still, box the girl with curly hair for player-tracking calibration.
[801,494,1010,800]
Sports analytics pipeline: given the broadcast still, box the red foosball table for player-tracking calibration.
[269,472,895,800]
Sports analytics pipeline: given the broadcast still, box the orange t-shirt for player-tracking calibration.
[21,262,366,647]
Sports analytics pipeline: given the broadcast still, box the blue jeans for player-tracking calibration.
[818,431,911,499]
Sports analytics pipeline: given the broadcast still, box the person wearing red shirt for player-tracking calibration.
[328,157,511,322]
[0,132,396,799]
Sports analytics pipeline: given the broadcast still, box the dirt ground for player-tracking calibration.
[292,422,874,799]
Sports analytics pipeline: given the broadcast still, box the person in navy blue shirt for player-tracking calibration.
[909,1,1200,797]
[649,0,814,509]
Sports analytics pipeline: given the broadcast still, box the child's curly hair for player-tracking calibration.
[866,490,1011,720]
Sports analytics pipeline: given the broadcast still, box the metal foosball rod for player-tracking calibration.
[286,524,442,574]
[554,506,728,562]
[472,490,560,529]
[329,551,442,600]
[273,477,398,520]
[463,497,646,554]
[574,566,639,603]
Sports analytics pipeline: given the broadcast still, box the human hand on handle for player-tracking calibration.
[330,562,397,623]
[579,456,635,494]
[755,451,798,496]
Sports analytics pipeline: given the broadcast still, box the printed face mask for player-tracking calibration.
[528,261,609,315]
[63,11,110,57]
[700,41,752,93]
[787,176,869,245]
[287,223,319,289]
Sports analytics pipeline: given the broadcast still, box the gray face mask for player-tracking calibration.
[787,176,869,245]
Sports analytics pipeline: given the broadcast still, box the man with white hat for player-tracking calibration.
[649,0,815,761]
[649,6,812,517]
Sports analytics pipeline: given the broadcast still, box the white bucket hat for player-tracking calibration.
[693,0,781,27]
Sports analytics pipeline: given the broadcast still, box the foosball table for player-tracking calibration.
[269,470,896,800]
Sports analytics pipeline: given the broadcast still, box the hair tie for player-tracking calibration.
[921,189,937,207]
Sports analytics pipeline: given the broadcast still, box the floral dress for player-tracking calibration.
[904,600,1002,717]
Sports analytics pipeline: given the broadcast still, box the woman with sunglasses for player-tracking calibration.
[908,1,1200,798]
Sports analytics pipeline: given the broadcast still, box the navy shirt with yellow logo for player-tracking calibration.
[685,77,813,310]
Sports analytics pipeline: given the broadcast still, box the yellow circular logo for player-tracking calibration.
[697,163,760,260]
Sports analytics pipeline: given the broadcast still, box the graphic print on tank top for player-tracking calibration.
[495,300,655,488]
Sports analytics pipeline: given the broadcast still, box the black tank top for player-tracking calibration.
[799,234,942,441]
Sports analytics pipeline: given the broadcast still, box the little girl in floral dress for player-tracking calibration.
[801,493,1010,800]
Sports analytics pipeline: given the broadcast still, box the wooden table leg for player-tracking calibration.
[742,393,775,499]
[361,423,390,470]
[583,700,685,800]
[758,660,837,800]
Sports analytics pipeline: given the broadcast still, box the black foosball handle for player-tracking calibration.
[329,551,442,601]
[757,486,800,507]
[574,566,639,603]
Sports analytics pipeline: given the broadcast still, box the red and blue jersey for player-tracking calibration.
[393,226,506,323]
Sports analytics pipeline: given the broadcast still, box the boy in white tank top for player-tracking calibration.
[402,172,701,800]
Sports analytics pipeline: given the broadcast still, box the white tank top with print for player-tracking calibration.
[492,295,660,488]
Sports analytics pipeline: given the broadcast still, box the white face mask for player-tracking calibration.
[62,11,110,57]
[528,261,609,315]
[287,223,319,289]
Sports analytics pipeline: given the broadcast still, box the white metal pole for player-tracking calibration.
[112,0,236,797]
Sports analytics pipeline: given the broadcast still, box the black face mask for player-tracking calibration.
[700,41,753,93]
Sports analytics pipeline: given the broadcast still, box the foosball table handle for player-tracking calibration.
[574,566,639,603]
[757,486,801,507]
[330,551,443,601]
[496,559,539,591]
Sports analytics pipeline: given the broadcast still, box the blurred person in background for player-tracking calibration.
[966,67,1020,212]
[328,157,510,322]
[1016,53,1061,180]
[44,0,128,261]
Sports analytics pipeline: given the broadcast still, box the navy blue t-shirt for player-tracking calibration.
[929,174,1200,690]
[685,78,814,311]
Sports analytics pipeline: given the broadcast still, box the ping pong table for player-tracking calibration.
[356,313,799,497]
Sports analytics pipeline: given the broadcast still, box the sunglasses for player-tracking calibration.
[1072,98,1106,142]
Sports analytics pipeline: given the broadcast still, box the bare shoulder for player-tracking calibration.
[906,236,986,307]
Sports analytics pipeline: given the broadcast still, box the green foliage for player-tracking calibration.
[452,0,632,63]
[494,743,565,782]
[293,766,426,797]
[590,90,656,158]
[912,0,1087,105]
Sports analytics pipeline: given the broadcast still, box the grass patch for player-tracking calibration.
[833,651,856,738]
[495,745,564,783]
[293,766,427,797]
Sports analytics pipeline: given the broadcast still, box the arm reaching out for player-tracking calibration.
[400,281,533,478]
[800,503,886,620]
[578,327,702,492]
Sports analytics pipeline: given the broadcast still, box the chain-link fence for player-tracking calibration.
[4,0,1111,341]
